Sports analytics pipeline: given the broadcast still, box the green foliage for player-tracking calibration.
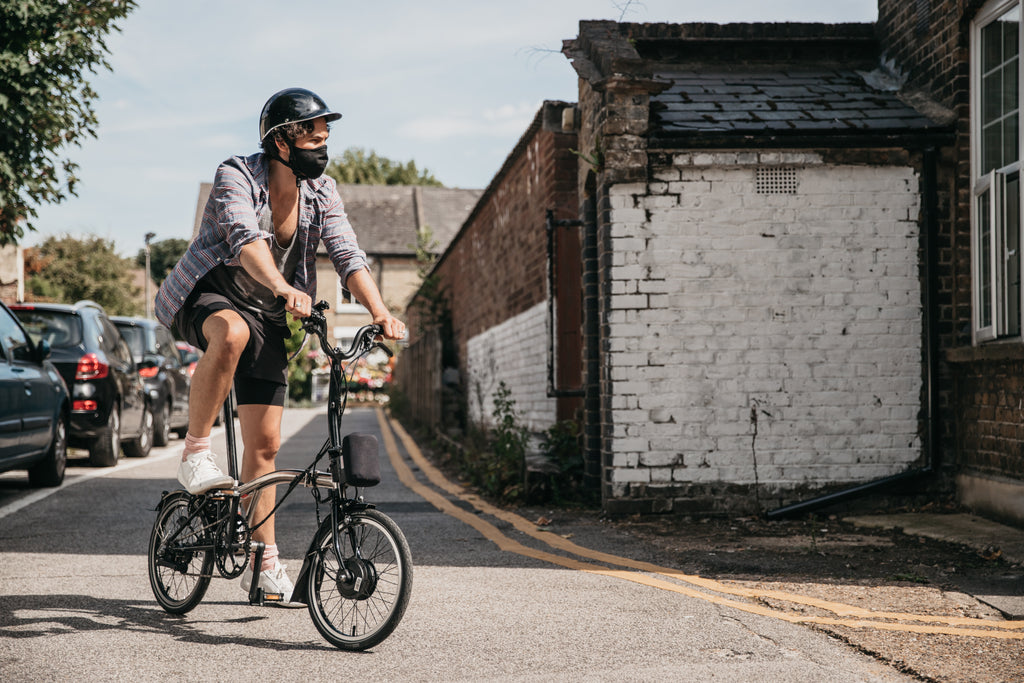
[539,420,585,504]
[486,382,528,501]
[410,225,439,278]
[325,147,443,187]
[284,315,314,403]
[0,0,137,245]
[135,237,189,286]
[26,234,141,315]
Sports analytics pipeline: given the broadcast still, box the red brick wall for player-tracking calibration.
[405,101,578,401]
[879,0,1024,487]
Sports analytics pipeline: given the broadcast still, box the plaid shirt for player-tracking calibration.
[155,152,368,327]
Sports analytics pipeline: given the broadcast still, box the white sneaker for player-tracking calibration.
[242,559,304,608]
[177,450,234,494]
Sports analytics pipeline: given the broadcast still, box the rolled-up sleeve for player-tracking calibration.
[213,161,271,265]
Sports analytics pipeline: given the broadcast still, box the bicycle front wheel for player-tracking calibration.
[306,508,412,650]
[148,492,213,614]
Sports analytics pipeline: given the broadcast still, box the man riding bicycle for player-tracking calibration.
[155,87,405,606]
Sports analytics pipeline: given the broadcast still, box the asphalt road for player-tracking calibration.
[0,407,913,682]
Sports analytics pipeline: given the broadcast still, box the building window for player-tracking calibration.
[336,279,369,314]
[973,0,1022,342]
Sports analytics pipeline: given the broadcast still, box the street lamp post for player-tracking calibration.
[144,232,156,319]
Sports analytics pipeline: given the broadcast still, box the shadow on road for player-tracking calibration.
[0,593,336,652]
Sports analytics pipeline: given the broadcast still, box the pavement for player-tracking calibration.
[845,512,1024,619]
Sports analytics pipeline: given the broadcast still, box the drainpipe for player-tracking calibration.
[766,146,940,519]
[546,209,585,399]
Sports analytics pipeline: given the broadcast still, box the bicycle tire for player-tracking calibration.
[148,492,213,614]
[305,508,412,650]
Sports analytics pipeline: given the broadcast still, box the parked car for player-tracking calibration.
[11,301,153,466]
[174,340,226,427]
[112,316,190,446]
[175,340,201,378]
[0,300,70,486]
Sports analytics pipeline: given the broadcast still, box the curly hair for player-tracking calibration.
[260,119,318,155]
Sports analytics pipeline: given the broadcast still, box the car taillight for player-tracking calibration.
[138,365,159,378]
[73,400,98,411]
[75,353,109,380]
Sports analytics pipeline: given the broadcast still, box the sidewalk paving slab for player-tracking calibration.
[845,512,1024,619]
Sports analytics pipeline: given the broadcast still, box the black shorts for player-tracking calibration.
[174,290,289,407]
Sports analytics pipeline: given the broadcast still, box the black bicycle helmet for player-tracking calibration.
[259,88,342,141]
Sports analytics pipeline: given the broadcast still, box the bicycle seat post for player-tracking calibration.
[223,390,239,481]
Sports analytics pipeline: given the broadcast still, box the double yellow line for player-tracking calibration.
[375,409,1024,640]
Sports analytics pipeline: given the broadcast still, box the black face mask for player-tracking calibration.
[284,143,329,182]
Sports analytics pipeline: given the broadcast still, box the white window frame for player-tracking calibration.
[971,0,1024,343]
[336,279,369,314]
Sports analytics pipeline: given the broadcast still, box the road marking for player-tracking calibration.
[376,408,1024,640]
[0,441,195,521]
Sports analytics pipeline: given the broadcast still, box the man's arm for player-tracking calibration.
[346,268,405,340]
[238,240,312,318]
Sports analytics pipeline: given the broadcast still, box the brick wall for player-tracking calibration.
[602,153,925,512]
[465,302,557,430]
[879,0,1024,505]
[403,101,578,432]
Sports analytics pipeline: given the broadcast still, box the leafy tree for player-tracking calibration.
[0,0,137,246]
[135,237,189,286]
[284,315,315,403]
[26,234,141,315]
[326,147,443,187]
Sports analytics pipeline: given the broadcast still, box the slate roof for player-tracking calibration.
[329,184,482,256]
[564,21,954,149]
[651,69,940,139]
[193,182,482,257]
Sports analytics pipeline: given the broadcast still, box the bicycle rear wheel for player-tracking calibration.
[306,508,412,650]
[148,492,213,614]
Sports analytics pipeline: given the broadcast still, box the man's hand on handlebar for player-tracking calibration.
[373,313,406,341]
[275,284,313,318]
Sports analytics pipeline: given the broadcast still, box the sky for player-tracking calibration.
[28,0,879,259]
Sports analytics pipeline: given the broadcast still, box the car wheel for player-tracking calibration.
[29,409,68,487]
[125,402,154,457]
[89,406,121,467]
[153,400,171,447]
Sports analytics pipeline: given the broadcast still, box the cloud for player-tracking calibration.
[397,102,540,141]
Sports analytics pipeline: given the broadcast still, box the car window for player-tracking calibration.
[0,306,30,362]
[178,345,200,364]
[116,324,145,362]
[156,328,180,367]
[14,309,83,347]
[101,316,132,365]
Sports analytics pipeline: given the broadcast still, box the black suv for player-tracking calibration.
[12,301,153,466]
[111,316,190,447]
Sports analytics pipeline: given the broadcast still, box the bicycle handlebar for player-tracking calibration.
[300,301,390,362]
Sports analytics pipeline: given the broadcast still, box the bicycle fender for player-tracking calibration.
[153,489,191,513]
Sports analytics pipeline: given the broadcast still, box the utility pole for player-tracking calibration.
[144,232,156,319]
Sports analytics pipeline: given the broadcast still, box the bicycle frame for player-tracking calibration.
[150,301,410,648]
[215,304,388,603]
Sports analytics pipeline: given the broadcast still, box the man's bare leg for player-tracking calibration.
[238,403,284,553]
[181,310,250,459]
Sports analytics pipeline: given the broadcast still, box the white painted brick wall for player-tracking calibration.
[466,302,557,433]
[607,157,923,492]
